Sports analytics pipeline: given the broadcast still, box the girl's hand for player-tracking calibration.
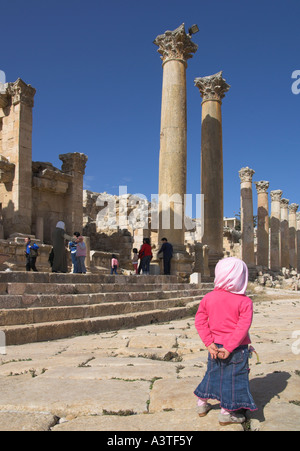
[217,347,231,359]
[207,344,219,359]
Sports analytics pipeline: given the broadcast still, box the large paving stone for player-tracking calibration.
[0,375,150,417]
[52,407,243,432]
[0,411,58,431]
[0,293,299,431]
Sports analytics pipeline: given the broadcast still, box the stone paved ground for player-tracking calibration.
[0,289,299,431]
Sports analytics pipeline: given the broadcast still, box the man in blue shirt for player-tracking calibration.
[158,237,173,275]
[24,237,39,271]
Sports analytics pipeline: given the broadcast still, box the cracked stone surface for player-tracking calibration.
[0,290,299,431]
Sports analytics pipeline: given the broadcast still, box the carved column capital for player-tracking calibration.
[7,78,36,108]
[289,203,299,214]
[59,152,88,175]
[270,190,283,202]
[239,167,255,183]
[255,180,269,194]
[154,23,198,67]
[280,198,289,208]
[194,71,230,103]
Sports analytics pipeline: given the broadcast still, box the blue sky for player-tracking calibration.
[1,0,299,218]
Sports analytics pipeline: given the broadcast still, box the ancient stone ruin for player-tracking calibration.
[0,24,299,287]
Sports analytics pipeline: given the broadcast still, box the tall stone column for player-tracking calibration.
[194,71,230,275]
[296,212,300,272]
[280,198,290,269]
[239,167,255,267]
[270,190,283,271]
[59,153,88,235]
[255,181,269,268]
[154,24,197,275]
[0,79,36,236]
[289,203,299,269]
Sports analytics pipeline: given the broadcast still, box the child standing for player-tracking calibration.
[132,248,139,274]
[69,232,80,273]
[111,254,119,275]
[194,257,257,426]
[76,235,87,274]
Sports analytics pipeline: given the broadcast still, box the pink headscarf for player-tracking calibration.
[214,257,248,295]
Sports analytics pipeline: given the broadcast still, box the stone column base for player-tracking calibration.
[207,251,224,278]
[154,244,193,279]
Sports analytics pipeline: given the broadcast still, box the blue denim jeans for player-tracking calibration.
[71,252,78,273]
[194,344,257,411]
[141,255,151,274]
[111,265,118,275]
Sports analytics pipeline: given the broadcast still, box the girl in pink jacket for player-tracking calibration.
[194,257,257,426]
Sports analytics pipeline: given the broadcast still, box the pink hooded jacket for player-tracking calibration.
[195,257,253,353]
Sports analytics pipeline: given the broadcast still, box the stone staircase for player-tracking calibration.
[0,272,213,345]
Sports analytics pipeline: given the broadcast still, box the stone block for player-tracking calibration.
[190,272,201,285]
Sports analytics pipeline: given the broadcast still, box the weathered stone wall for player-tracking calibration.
[0,237,52,272]
[0,79,87,245]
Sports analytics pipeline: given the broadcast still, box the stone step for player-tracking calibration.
[2,302,200,345]
[0,271,212,346]
[0,272,182,285]
[1,281,212,296]
[0,295,204,327]
[0,288,209,310]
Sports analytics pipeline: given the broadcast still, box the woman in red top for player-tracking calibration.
[139,238,152,275]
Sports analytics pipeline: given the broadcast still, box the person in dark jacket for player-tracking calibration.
[158,237,173,275]
[24,237,39,272]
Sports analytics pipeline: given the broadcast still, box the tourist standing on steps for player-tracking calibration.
[132,248,139,274]
[194,257,257,426]
[139,238,152,275]
[52,221,73,273]
[111,254,119,275]
[24,237,39,272]
[158,237,173,275]
[76,235,87,274]
[69,232,80,273]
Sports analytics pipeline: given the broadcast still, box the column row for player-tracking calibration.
[239,167,299,272]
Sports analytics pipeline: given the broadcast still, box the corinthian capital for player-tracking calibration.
[59,153,88,175]
[194,71,230,103]
[280,198,289,208]
[7,78,36,108]
[239,167,255,183]
[270,190,283,202]
[289,203,299,214]
[255,180,269,194]
[154,23,198,66]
